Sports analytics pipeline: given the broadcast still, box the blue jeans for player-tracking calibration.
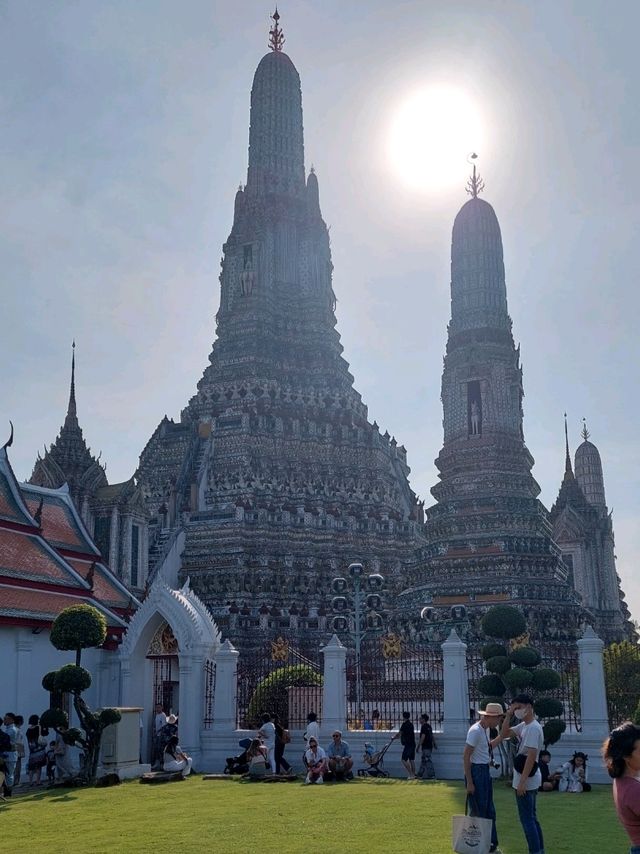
[630,847,640,854]
[468,763,498,848]
[516,789,544,854]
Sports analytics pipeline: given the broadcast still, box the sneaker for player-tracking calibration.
[304,775,311,785]
[315,777,323,784]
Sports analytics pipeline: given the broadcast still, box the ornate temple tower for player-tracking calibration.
[136,13,422,648]
[397,167,587,642]
[551,420,633,642]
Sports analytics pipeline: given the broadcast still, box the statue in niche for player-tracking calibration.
[240,244,256,296]
[470,401,480,435]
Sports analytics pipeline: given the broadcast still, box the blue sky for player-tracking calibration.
[1,1,638,620]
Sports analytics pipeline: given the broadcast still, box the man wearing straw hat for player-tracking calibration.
[463,702,505,854]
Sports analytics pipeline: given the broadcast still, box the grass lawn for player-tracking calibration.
[2,777,626,853]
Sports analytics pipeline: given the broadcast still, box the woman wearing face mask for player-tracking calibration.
[500,693,545,854]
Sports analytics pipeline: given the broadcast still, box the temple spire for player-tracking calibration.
[268,7,285,52]
[66,340,77,423]
[564,413,573,475]
[465,153,485,198]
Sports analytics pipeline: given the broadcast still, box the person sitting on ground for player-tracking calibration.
[247,738,270,779]
[558,751,590,793]
[304,737,327,785]
[326,730,353,780]
[162,735,193,778]
[303,712,320,768]
[539,749,560,791]
[392,711,416,779]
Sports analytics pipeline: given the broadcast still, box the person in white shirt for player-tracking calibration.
[462,702,504,854]
[303,738,327,784]
[303,712,320,768]
[258,713,277,773]
[500,693,545,854]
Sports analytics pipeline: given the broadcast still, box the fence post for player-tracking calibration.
[441,629,470,738]
[321,633,347,734]
[212,639,240,732]
[577,626,609,738]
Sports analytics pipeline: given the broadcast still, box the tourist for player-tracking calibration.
[159,713,178,753]
[538,750,560,792]
[45,741,56,782]
[54,725,75,781]
[303,711,320,767]
[500,694,545,854]
[162,735,193,777]
[326,730,353,780]
[417,713,437,780]
[152,704,167,768]
[463,702,504,854]
[392,711,416,779]
[258,713,277,773]
[303,737,327,784]
[13,715,26,785]
[247,738,270,779]
[558,751,590,793]
[26,714,47,786]
[603,722,640,854]
[1,712,19,795]
[273,714,293,775]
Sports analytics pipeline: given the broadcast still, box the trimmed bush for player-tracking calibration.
[482,643,508,661]
[485,655,512,675]
[509,647,542,668]
[247,665,323,727]
[42,671,58,692]
[477,674,506,697]
[50,604,107,665]
[534,698,564,719]
[503,667,533,690]
[55,664,92,694]
[531,668,561,692]
[481,605,526,640]
[40,708,68,730]
[543,717,566,746]
[64,727,83,745]
[99,708,122,727]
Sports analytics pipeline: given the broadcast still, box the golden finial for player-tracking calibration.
[465,152,485,198]
[268,7,285,52]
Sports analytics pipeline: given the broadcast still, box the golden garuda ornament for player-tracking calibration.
[381,633,402,659]
[271,636,289,661]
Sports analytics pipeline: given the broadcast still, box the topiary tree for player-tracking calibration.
[43,605,121,784]
[604,641,640,727]
[479,605,566,746]
[50,604,107,666]
[246,665,323,727]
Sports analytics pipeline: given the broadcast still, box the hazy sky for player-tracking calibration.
[1,2,638,619]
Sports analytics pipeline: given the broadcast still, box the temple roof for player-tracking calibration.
[0,447,38,527]
[0,583,126,628]
[21,482,100,557]
[29,345,107,497]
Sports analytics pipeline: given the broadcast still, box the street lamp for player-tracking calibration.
[330,562,385,717]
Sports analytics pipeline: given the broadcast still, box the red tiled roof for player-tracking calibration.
[24,493,93,554]
[0,583,123,628]
[0,529,85,587]
[67,558,131,609]
[0,476,26,524]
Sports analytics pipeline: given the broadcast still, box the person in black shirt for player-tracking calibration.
[417,713,437,779]
[392,711,416,779]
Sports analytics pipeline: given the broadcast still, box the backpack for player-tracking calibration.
[0,730,12,753]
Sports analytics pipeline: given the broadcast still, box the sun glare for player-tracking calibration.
[388,86,486,193]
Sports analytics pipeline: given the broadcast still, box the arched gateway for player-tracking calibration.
[119,577,220,763]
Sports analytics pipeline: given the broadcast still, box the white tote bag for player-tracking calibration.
[451,812,493,854]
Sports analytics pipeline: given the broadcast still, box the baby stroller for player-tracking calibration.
[224,738,253,775]
[358,739,393,778]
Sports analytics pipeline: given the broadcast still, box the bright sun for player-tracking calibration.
[388,86,485,192]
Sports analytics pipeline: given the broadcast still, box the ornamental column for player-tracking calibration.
[442,629,470,737]
[577,626,609,738]
[212,640,240,732]
[321,634,347,734]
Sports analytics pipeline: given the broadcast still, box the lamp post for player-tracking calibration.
[331,562,385,718]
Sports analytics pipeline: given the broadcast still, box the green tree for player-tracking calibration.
[43,605,121,784]
[246,665,323,727]
[604,641,640,726]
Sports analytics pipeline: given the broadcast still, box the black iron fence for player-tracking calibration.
[466,643,581,733]
[347,636,444,731]
[203,658,216,729]
[236,637,323,730]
